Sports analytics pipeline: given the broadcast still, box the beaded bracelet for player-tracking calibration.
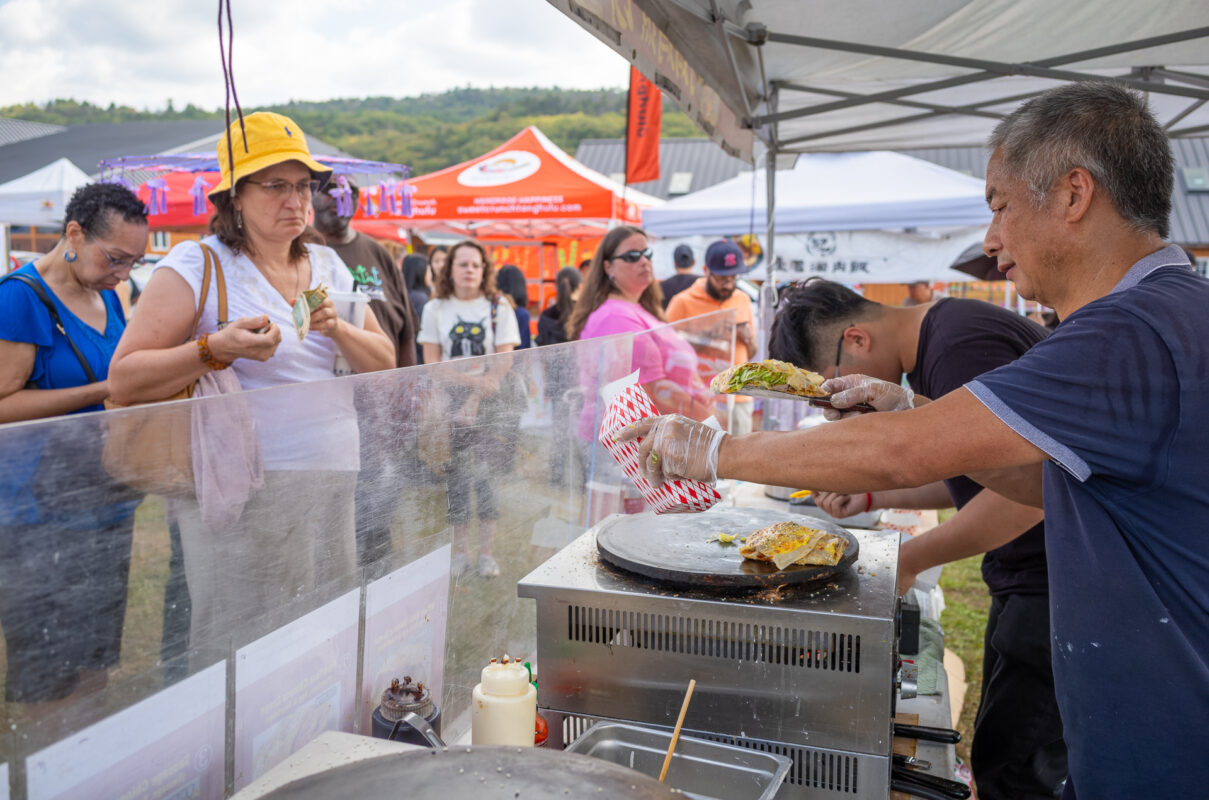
[197,333,230,371]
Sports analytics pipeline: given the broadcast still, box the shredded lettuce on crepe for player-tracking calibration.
[710,359,827,398]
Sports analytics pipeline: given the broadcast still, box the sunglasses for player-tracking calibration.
[611,248,653,264]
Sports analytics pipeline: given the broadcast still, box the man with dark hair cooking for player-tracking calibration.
[618,82,1209,800]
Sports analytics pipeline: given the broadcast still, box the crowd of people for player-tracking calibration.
[0,109,749,714]
[2,82,1206,800]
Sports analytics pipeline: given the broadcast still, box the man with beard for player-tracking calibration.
[313,180,417,566]
[667,239,756,433]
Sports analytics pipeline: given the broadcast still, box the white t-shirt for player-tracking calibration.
[418,294,522,366]
[155,236,359,471]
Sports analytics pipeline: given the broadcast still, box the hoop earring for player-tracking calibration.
[235,210,243,230]
[65,249,77,263]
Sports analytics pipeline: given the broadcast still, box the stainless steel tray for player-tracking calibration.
[566,722,791,800]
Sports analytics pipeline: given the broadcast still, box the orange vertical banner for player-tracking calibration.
[625,66,662,184]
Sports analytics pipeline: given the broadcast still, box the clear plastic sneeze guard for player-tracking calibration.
[0,309,734,799]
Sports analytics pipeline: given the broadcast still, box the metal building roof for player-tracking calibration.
[0,120,351,184]
[574,137,747,200]
[0,118,66,148]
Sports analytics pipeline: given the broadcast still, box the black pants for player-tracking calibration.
[0,517,134,702]
[971,593,1068,800]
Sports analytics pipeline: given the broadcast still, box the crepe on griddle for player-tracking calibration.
[711,359,828,398]
[739,521,849,570]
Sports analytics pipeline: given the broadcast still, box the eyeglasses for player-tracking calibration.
[833,324,854,379]
[244,179,320,200]
[611,248,653,264]
[88,234,145,271]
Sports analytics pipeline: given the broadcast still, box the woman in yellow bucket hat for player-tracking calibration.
[109,111,396,646]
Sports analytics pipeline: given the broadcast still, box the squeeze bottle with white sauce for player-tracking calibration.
[471,656,537,746]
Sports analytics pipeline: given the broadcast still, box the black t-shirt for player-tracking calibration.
[906,297,1050,596]
[660,273,697,308]
[536,303,568,345]
[327,233,417,368]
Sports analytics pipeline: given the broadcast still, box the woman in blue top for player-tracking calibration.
[0,182,148,708]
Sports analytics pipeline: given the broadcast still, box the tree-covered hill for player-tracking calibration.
[0,88,702,176]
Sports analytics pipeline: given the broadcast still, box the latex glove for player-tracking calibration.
[814,491,874,519]
[819,374,915,420]
[615,414,727,490]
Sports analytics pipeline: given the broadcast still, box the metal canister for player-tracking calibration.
[370,676,442,745]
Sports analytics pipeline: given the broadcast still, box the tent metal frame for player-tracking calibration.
[746,26,1209,143]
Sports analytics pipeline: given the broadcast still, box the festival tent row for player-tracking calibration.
[643,150,992,284]
[88,127,659,305]
[380,125,663,304]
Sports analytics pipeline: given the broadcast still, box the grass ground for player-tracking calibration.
[938,554,992,768]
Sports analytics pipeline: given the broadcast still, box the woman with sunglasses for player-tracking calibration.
[109,112,395,647]
[567,226,714,421]
[0,182,147,711]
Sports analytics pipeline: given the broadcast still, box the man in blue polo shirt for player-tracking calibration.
[620,82,1209,799]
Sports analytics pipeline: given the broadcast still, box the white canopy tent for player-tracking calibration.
[645,152,991,237]
[645,151,992,283]
[0,157,90,273]
[0,158,90,226]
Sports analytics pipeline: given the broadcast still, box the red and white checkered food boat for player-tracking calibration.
[598,384,720,514]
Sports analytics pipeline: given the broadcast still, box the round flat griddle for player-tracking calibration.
[260,746,682,799]
[596,506,859,590]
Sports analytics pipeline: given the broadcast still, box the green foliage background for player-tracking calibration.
[0,88,703,176]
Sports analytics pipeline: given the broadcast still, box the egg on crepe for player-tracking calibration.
[738,521,849,570]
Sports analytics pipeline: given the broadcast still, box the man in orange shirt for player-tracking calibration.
[667,239,756,433]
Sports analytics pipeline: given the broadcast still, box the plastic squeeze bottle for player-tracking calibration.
[472,656,537,746]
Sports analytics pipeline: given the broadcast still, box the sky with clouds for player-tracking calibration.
[0,0,630,109]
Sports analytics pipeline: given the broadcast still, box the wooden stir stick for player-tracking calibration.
[658,679,697,783]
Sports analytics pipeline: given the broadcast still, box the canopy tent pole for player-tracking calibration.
[758,143,777,362]
[756,144,780,435]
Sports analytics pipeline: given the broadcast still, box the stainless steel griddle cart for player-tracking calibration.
[518,506,907,799]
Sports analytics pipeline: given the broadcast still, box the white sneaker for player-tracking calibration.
[478,554,501,578]
[451,551,471,577]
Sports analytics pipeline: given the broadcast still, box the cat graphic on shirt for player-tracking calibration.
[448,317,487,357]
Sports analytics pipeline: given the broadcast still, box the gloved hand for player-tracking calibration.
[614,414,727,490]
[819,374,915,420]
[814,491,875,518]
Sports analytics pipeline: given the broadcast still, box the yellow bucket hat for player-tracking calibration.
[208,111,332,199]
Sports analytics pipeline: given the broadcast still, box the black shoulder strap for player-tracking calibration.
[0,272,99,384]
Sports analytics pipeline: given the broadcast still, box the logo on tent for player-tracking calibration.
[457,150,541,187]
[805,232,837,257]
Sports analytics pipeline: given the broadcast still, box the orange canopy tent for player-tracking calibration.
[365,125,661,312]
[391,126,661,240]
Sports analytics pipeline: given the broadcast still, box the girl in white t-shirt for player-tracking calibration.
[417,240,521,578]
